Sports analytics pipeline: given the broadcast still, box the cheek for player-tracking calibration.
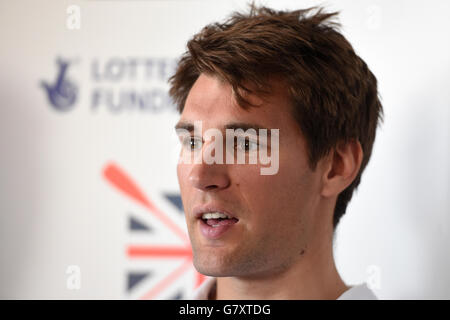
[234,170,288,226]
[177,164,190,196]
[176,163,182,182]
[238,159,315,229]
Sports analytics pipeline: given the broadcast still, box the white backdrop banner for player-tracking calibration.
[0,0,449,299]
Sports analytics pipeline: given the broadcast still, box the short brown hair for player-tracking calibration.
[169,4,384,228]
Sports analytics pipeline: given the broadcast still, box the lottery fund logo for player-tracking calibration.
[41,58,78,111]
[103,163,205,299]
[41,56,177,114]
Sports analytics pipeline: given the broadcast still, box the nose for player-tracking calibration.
[188,162,231,191]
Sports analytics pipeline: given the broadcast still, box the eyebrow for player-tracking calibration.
[174,121,194,132]
[174,121,271,136]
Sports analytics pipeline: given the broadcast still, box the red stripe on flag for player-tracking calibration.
[140,258,193,300]
[103,162,189,245]
[127,245,192,258]
[195,271,206,288]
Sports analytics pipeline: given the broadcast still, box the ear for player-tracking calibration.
[320,139,363,198]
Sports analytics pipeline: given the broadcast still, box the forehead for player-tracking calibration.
[180,73,294,128]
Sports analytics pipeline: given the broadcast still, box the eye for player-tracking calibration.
[181,136,202,151]
[236,137,258,152]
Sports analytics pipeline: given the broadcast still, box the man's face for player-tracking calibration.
[176,73,324,278]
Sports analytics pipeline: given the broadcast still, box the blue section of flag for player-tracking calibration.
[129,215,152,232]
[164,194,184,214]
[127,272,151,291]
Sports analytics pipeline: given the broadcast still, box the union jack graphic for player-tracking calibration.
[103,162,205,299]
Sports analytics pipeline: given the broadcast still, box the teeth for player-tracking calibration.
[202,212,230,219]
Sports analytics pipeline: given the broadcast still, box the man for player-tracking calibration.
[169,4,383,300]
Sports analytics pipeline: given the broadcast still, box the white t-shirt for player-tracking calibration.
[191,277,377,300]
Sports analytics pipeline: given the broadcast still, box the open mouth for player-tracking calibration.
[198,212,239,239]
[201,212,239,227]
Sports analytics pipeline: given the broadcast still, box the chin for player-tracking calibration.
[192,255,235,277]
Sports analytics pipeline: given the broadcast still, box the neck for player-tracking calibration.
[214,227,348,300]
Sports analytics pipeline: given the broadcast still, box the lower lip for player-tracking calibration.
[199,219,238,240]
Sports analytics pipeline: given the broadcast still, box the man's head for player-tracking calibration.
[169,5,383,278]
